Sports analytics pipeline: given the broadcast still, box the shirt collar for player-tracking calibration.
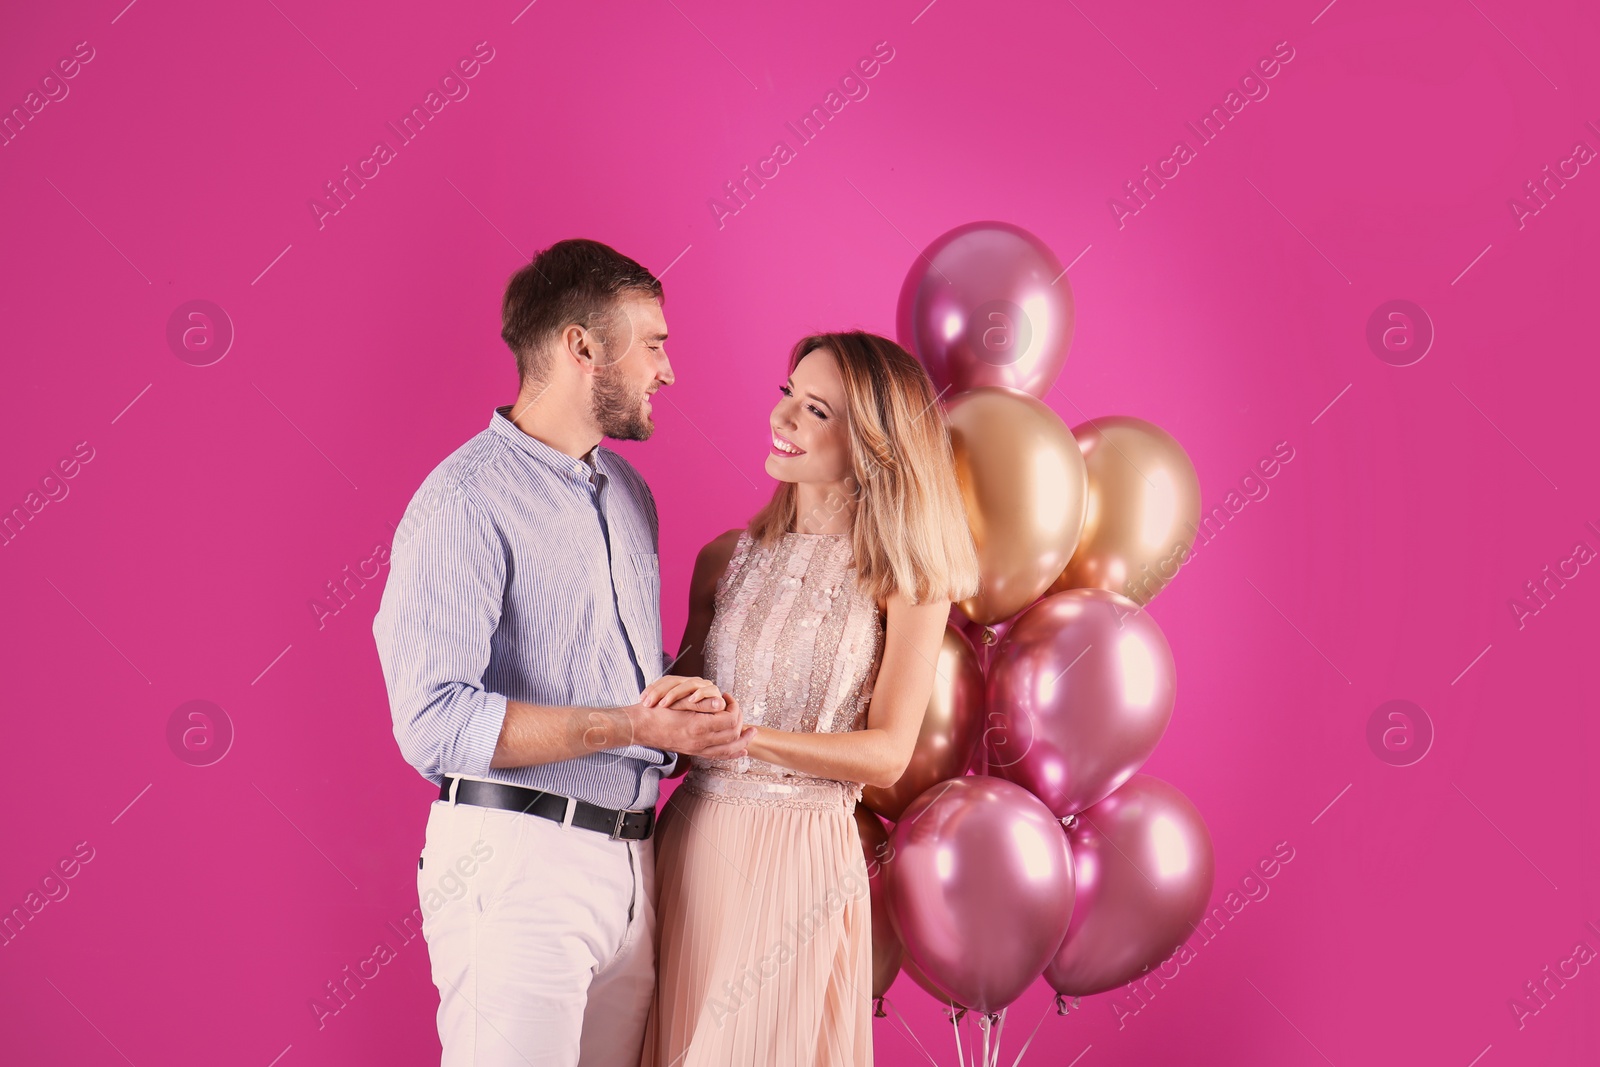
[490,406,608,488]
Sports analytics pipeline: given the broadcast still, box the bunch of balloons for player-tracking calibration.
[857,222,1216,1063]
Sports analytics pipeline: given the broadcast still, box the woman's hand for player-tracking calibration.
[641,674,725,712]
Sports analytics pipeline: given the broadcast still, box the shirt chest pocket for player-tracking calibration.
[616,551,663,682]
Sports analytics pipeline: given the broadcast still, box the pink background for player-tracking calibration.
[2,0,1596,1064]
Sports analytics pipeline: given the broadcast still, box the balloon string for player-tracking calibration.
[1009,1000,1054,1067]
[951,1007,967,1067]
[881,995,944,1067]
[977,1010,1006,1067]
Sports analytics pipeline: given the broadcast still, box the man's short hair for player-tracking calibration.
[500,239,663,384]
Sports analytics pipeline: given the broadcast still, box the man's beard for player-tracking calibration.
[592,364,654,442]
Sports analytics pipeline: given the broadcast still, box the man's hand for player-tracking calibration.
[629,693,753,760]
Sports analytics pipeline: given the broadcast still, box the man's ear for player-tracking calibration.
[560,323,599,375]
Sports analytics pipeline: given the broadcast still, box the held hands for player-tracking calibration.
[641,674,724,713]
[633,675,755,760]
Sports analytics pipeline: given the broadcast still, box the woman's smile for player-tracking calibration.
[769,430,806,457]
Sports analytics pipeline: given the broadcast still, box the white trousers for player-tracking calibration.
[417,794,657,1066]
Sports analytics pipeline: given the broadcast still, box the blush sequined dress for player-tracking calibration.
[640,529,885,1066]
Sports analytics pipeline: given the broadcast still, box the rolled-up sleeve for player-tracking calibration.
[373,482,510,783]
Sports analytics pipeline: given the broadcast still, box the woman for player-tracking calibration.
[637,331,980,1065]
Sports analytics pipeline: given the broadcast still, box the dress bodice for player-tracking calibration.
[686,529,885,811]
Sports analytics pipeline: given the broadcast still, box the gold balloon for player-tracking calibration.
[853,804,903,1000]
[947,388,1088,624]
[1050,415,1201,605]
[862,625,984,821]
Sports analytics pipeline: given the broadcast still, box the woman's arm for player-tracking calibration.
[669,528,742,678]
[744,592,950,790]
[659,528,743,777]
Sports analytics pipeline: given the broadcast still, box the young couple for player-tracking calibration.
[372,238,979,1066]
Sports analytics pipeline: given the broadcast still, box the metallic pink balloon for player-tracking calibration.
[1046,775,1215,996]
[985,588,1175,817]
[897,221,1075,398]
[885,776,1076,1014]
[901,952,966,1010]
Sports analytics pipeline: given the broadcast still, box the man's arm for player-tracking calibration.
[373,477,750,780]
[373,482,517,780]
[490,696,751,769]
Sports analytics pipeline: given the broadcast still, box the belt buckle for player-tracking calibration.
[609,808,628,840]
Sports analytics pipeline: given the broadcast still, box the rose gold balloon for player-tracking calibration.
[1046,775,1214,996]
[954,612,1016,774]
[854,805,903,999]
[947,388,1088,625]
[960,615,1012,650]
[885,776,1076,1014]
[957,609,1020,674]
[985,588,1175,817]
[862,625,984,821]
[1050,416,1201,606]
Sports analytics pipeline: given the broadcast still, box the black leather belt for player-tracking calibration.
[439,776,656,841]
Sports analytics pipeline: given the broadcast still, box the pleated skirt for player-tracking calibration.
[640,777,874,1067]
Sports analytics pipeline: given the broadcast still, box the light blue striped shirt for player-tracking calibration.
[372,405,675,810]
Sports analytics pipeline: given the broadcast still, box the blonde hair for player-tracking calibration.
[749,331,980,606]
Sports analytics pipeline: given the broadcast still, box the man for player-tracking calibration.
[373,238,752,1066]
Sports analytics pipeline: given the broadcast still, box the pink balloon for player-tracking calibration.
[897,221,1075,399]
[901,952,966,1011]
[885,776,1076,1014]
[985,588,1175,817]
[1046,775,1215,996]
